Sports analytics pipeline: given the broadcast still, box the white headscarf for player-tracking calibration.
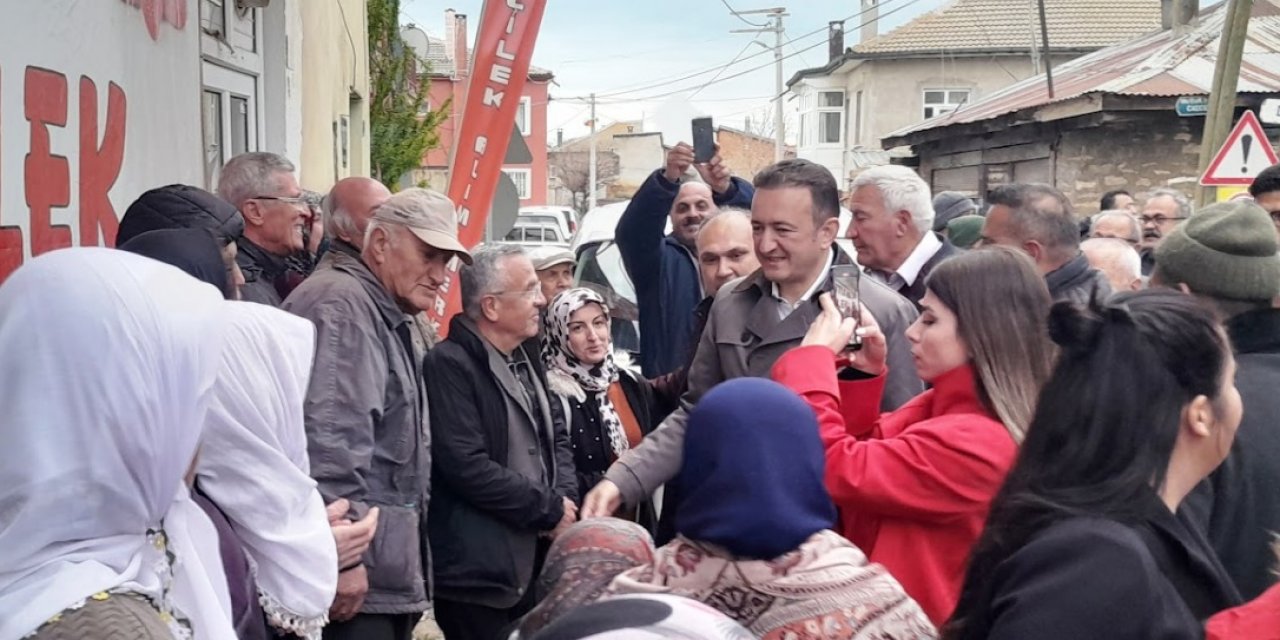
[196,302,337,639]
[0,248,235,640]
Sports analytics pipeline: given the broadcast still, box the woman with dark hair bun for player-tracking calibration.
[944,290,1244,640]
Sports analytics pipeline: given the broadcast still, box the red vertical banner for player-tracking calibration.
[428,0,548,332]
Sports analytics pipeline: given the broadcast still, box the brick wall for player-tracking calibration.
[717,128,777,183]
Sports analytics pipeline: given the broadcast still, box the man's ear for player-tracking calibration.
[241,200,266,227]
[894,210,914,236]
[481,295,501,323]
[818,215,840,246]
[365,227,389,265]
[1023,240,1044,263]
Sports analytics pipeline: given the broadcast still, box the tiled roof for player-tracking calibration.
[883,1,1280,146]
[401,26,553,78]
[854,0,1162,55]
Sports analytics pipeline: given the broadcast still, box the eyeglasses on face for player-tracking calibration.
[251,195,308,206]
[490,285,542,299]
[1139,214,1188,225]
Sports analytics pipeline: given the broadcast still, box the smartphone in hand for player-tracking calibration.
[692,117,715,163]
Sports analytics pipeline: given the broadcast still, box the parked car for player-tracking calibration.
[519,206,579,241]
[504,220,570,248]
[570,200,857,363]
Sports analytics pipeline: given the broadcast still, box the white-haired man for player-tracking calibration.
[848,165,960,305]
[1081,237,1143,293]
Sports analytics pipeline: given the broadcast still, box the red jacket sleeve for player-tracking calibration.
[772,345,1015,521]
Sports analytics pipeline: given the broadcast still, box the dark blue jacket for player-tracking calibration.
[616,169,754,377]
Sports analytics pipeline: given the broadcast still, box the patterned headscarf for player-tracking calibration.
[542,288,628,457]
[517,519,656,637]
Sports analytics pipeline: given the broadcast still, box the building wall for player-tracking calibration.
[794,53,1075,184]
[299,0,371,189]
[1056,113,1204,213]
[610,133,665,199]
[716,128,792,183]
[504,78,550,205]
[418,77,549,204]
[0,1,203,282]
[913,111,1209,213]
[557,121,643,153]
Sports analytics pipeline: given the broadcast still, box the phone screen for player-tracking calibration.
[692,117,715,163]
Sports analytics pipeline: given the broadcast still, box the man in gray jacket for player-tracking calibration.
[583,159,923,517]
[283,188,471,640]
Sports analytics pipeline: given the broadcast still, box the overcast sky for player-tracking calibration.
[401,0,950,146]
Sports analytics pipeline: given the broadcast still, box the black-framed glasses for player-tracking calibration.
[1140,214,1188,225]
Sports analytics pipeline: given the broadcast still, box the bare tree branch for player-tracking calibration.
[549,150,620,213]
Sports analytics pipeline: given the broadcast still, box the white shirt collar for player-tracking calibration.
[771,250,834,318]
[894,232,943,287]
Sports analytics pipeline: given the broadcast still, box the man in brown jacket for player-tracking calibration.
[583,159,923,517]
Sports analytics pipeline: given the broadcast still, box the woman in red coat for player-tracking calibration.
[771,247,1054,624]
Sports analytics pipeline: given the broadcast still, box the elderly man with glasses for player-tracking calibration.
[217,151,315,305]
[424,244,579,640]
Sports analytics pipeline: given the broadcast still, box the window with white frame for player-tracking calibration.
[816,91,843,145]
[923,89,971,119]
[504,168,532,200]
[515,96,532,136]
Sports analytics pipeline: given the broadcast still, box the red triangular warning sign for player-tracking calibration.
[1201,111,1279,186]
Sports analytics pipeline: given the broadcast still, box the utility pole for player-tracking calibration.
[1197,0,1253,207]
[731,7,788,161]
[1036,0,1054,99]
[588,93,598,210]
[1028,0,1041,74]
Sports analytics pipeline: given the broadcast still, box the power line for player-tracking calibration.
[596,0,928,104]
[719,0,768,27]
[688,39,760,100]
[584,0,906,99]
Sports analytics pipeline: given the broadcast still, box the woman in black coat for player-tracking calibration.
[944,291,1243,640]
[542,288,661,532]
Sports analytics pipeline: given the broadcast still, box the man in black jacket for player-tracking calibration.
[1156,201,1280,600]
[217,152,312,306]
[425,245,578,640]
[979,183,1111,305]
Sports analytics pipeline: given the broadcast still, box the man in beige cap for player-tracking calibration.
[283,188,471,640]
[527,245,577,304]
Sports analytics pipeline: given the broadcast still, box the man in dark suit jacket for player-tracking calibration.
[847,165,961,306]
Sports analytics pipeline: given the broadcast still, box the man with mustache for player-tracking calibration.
[217,152,313,306]
[1138,188,1193,275]
[617,142,754,377]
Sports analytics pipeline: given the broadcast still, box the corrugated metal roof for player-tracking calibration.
[854,0,1162,55]
[884,0,1280,144]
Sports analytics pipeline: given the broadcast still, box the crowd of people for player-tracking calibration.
[2,146,1280,640]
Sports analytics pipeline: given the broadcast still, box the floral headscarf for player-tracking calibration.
[542,288,627,457]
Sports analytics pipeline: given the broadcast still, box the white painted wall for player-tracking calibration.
[0,1,203,281]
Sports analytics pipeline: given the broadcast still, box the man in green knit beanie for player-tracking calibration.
[1154,200,1280,602]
